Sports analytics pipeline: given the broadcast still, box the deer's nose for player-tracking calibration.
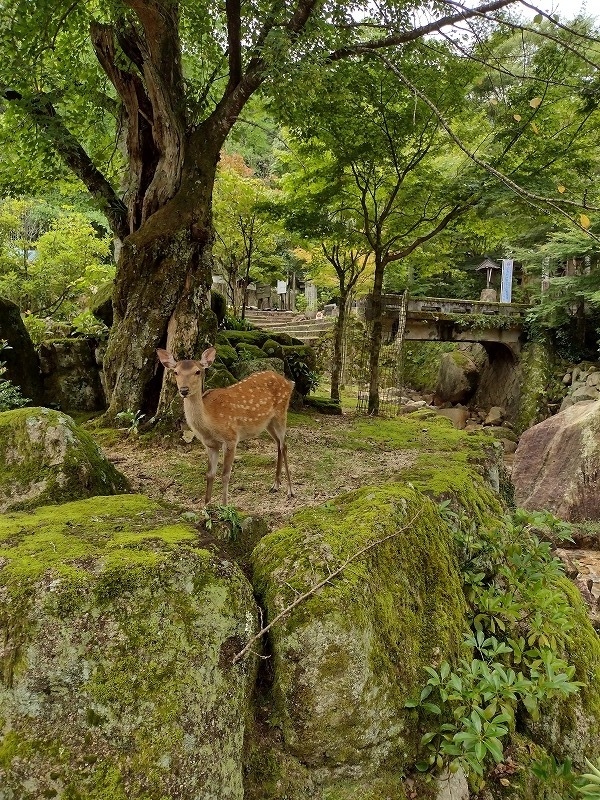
[179,387,190,397]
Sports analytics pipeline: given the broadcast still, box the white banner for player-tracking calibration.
[276,280,287,295]
[500,259,513,303]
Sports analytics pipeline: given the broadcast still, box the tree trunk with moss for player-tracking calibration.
[331,290,349,404]
[103,153,219,420]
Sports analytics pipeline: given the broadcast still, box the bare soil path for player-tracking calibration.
[98,410,416,530]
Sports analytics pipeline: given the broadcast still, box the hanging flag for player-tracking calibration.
[500,259,513,303]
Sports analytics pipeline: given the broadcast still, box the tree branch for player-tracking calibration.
[326,0,519,62]
[2,89,128,241]
[226,0,243,91]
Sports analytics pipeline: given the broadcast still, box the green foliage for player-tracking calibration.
[0,340,29,412]
[115,409,145,435]
[578,759,600,797]
[408,506,585,789]
[0,198,113,339]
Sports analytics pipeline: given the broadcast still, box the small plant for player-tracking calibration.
[0,340,29,412]
[215,505,244,540]
[115,408,145,434]
[578,759,600,798]
[408,506,585,790]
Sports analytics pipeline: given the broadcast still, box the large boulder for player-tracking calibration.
[435,350,480,404]
[512,400,600,520]
[0,407,128,512]
[0,494,258,800]
[39,338,105,411]
[0,296,43,403]
[250,484,469,796]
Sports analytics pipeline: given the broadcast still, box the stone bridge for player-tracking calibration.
[368,295,528,356]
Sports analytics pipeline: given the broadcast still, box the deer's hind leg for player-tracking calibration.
[266,416,293,498]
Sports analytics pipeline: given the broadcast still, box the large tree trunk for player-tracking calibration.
[368,256,385,415]
[103,158,219,422]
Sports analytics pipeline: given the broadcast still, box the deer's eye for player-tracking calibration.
[174,370,178,375]
[195,370,202,375]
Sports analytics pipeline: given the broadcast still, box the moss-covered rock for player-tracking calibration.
[39,338,106,411]
[0,407,128,512]
[235,343,265,360]
[303,396,342,415]
[89,280,114,327]
[515,340,554,434]
[233,358,285,380]
[523,576,600,766]
[204,367,238,389]
[217,330,270,348]
[211,290,227,326]
[262,338,285,359]
[402,341,456,393]
[0,494,258,800]
[215,343,238,369]
[0,296,43,404]
[251,484,469,792]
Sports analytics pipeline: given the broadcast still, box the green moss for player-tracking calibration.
[0,494,257,800]
[262,338,284,359]
[252,483,469,771]
[214,343,238,367]
[235,343,265,359]
[217,329,270,348]
[515,341,555,434]
[204,367,237,389]
[0,407,129,511]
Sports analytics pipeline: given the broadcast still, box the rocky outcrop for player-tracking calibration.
[0,296,43,403]
[435,349,481,404]
[0,407,128,511]
[39,338,106,411]
[0,494,258,800]
[512,400,600,521]
[560,363,600,411]
[250,483,470,796]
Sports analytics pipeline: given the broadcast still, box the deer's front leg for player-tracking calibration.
[205,446,220,505]
[222,442,237,506]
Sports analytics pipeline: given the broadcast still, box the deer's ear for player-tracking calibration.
[200,346,217,368]
[157,348,177,369]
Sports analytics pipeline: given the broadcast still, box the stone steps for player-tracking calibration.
[245,310,335,343]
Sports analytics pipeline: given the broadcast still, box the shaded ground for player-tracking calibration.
[96,410,417,529]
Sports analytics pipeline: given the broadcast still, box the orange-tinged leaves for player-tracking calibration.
[529,97,542,109]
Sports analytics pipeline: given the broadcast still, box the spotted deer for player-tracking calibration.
[157,347,294,505]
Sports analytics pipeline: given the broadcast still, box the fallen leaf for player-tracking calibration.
[530,97,542,109]
[530,121,540,134]
[557,185,566,193]
[580,214,591,229]
[513,114,522,122]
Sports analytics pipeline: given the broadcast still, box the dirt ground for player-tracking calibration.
[101,410,416,530]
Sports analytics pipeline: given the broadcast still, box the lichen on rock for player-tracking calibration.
[0,494,258,800]
[0,407,129,512]
[251,483,470,792]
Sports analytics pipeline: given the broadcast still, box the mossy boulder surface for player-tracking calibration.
[0,494,258,800]
[0,407,128,512]
[252,484,468,787]
[233,357,285,380]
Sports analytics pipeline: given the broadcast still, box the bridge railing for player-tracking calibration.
[404,296,528,317]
